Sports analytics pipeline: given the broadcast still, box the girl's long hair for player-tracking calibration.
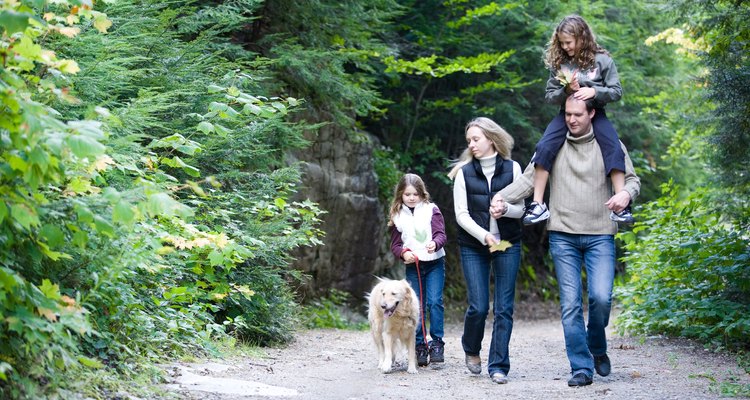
[447,117,514,180]
[388,173,431,226]
[543,14,607,71]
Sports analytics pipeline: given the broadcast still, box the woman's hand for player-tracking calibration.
[485,233,498,247]
[426,241,436,254]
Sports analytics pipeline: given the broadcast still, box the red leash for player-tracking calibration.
[412,252,427,347]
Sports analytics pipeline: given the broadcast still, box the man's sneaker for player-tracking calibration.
[523,202,550,225]
[428,339,444,363]
[465,354,481,374]
[416,343,429,366]
[610,205,635,224]
[491,372,509,384]
[594,354,611,377]
[567,372,593,387]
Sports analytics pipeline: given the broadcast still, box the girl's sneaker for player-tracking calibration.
[610,205,634,224]
[523,202,550,225]
[428,339,444,363]
[416,343,429,366]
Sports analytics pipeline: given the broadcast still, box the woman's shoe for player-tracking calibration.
[465,355,481,374]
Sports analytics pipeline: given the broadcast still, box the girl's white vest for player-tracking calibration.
[392,202,445,262]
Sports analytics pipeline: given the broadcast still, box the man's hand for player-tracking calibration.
[490,194,506,219]
[605,191,631,213]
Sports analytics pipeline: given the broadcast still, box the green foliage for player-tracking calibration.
[615,182,750,350]
[1,0,325,397]
[666,0,750,195]
[373,146,403,207]
[300,289,369,330]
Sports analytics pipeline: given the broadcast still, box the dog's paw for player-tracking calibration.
[407,366,418,374]
[380,363,393,374]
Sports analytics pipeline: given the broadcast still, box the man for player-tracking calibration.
[490,96,640,387]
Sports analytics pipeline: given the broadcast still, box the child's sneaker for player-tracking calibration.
[523,202,549,225]
[428,339,444,363]
[416,343,429,366]
[610,205,634,224]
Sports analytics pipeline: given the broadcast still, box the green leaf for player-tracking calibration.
[0,11,32,35]
[214,124,231,137]
[113,200,135,225]
[243,103,262,115]
[78,356,104,369]
[40,224,64,247]
[208,249,224,266]
[94,216,115,237]
[197,121,214,134]
[0,202,6,224]
[144,193,193,218]
[10,203,39,229]
[0,361,12,381]
[72,230,88,248]
[75,204,94,224]
[67,135,105,158]
[8,155,28,172]
[207,84,224,93]
[227,86,240,97]
[161,156,201,177]
[163,286,188,300]
[39,279,61,300]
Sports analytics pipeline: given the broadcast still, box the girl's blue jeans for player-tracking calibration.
[405,257,445,346]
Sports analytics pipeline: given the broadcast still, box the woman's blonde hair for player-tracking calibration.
[447,117,514,180]
[543,14,607,71]
[388,173,432,226]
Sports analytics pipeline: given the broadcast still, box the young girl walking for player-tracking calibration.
[388,173,447,367]
[523,14,633,225]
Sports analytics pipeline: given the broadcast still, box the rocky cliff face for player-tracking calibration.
[290,124,394,300]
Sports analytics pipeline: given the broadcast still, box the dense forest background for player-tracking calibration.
[0,0,747,398]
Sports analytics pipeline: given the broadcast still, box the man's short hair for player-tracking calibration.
[565,95,594,112]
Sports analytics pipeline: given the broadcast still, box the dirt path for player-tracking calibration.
[164,314,748,400]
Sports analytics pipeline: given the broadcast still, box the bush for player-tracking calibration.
[615,182,750,350]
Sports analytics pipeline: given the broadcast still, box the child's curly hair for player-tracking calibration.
[543,15,608,71]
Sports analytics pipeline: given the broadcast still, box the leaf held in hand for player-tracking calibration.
[489,240,512,252]
[556,68,575,87]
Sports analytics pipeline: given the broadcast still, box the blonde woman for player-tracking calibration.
[448,117,524,384]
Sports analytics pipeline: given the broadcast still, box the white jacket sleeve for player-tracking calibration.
[453,169,491,245]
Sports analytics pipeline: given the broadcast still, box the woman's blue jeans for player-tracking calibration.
[405,257,445,346]
[549,232,615,377]
[460,242,521,376]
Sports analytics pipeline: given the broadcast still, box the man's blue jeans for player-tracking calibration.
[549,232,615,377]
[459,242,521,376]
[405,257,445,346]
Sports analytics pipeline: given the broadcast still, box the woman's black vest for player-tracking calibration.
[457,156,522,248]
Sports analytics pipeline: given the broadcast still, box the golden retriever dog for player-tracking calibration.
[367,278,420,374]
